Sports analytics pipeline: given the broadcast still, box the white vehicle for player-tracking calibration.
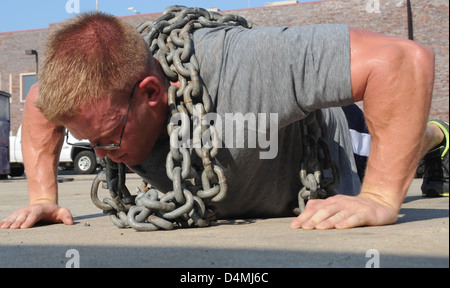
[9,126,100,176]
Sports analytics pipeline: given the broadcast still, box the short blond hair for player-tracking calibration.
[37,12,153,124]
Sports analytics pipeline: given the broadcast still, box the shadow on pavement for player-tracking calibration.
[1,244,447,268]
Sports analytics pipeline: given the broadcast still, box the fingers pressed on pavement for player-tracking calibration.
[315,211,348,230]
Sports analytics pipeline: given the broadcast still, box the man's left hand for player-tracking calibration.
[289,194,399,230]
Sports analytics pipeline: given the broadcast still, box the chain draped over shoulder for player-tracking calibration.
[89,6,339,231]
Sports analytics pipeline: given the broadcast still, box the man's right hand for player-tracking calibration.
[2,82,72,230]
[0,203,73,229]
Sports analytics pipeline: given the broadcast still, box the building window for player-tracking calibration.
[20,73,37,102]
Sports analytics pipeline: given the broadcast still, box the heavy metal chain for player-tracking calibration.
[90,6,339,231]
[90,6,252,231]
[294,110,339,214]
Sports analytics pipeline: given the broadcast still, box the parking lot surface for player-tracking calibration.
[0,172,448,268]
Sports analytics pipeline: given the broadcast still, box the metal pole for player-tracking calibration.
[35,53,39,76]
[96,0,98,11]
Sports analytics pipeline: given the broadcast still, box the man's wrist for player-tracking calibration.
[29,196,58,206]
[358,182,403,212]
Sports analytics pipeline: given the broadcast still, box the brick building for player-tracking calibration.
[0,0,448,135]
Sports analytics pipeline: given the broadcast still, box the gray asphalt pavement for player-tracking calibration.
[0,172,448,268]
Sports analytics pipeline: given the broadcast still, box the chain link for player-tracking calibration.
[294,110,340,215]
[90,6,339,230]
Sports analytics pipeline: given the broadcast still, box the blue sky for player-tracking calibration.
[0,0,318,33]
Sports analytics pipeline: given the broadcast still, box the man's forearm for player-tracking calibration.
[22,83,65,205]
[353,33,435,211]
[23,143,62,205]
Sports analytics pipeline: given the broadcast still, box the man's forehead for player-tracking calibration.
[64,98,122,139]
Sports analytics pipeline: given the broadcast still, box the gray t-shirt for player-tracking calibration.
[131,24,360,219]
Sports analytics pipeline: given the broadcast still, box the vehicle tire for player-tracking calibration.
[9,164,25,177]
[74,150,97,174]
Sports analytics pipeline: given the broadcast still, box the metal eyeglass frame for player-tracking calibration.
[66,79,141,150]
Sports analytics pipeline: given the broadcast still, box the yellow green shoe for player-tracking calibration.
[421,120,449,197]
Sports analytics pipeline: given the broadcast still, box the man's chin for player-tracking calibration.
[123,159,140,166]
[122,154,148,167]
[121,149,153,166]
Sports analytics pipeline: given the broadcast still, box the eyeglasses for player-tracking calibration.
[66,79,141,150]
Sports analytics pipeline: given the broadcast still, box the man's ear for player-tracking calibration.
[139,76,163,107]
